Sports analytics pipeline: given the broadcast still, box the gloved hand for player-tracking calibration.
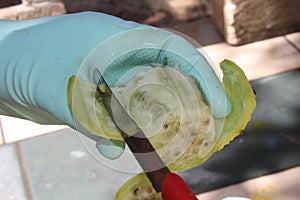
[0,12,230,159]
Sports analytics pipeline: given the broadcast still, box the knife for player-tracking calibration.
[93,68,198,199]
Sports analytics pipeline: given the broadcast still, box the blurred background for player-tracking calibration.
[0,0,211,26]
[0,0,299,45]
[0,0,300,200]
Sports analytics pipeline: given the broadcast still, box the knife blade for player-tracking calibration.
[93,68,170,192]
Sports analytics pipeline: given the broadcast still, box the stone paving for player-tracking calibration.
[0,144,27,200]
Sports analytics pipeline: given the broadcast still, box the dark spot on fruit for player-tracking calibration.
[141,95,146,102]
[174,150,182,157]
[204,119,210,126]
[163,123,169,129]
[133,188,140,196]
[203,141,209,147]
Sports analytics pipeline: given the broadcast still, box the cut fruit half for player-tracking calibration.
[113,59,256,200]
[68,65,216,169]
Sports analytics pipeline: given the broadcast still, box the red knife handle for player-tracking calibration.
[162,173,198,200]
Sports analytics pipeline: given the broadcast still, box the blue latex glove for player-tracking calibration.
[0,12,230,158]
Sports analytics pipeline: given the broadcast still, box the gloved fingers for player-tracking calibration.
[76,27,231,119]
